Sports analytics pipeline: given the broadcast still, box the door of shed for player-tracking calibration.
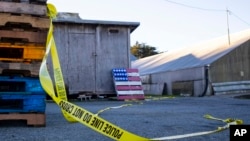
[68,33,96,93]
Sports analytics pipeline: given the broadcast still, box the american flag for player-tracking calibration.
[112,68,144,100]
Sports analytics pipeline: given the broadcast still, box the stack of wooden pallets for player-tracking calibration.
[0,0,49,126]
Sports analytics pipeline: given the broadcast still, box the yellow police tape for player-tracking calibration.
[43,3,76,123]
[144,96,175,102]
[39,3,243,141]
[151,115,243,140]
[40,3,148,141]
[96,104,133,116]
[96,96,174,116]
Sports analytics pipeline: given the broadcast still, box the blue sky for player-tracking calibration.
[47,0,250,52]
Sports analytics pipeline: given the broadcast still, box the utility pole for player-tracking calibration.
[226,8,231,45]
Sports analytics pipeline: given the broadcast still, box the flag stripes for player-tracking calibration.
[112,68,144,100]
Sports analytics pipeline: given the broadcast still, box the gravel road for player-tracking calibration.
[0,94,249,141]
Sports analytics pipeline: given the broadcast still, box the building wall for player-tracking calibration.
[51,23,131,95]
[209,40,250,95]
[141,66,206,96]
[210,40,250,83]
[140,40,250,96]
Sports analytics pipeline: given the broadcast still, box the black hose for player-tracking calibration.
[199,65,209,97]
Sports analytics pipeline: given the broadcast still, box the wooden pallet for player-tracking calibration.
[0,43,45,62]
[0,92,46,112]
[0,14,49,43]
[0,0,47,4]
[0,13,50,29]
[0,113,45,126]
[0,29,47,43]
[1,0,47,5]
[0,1,47,16]
[0,62,41,76]
[0,30,47,43]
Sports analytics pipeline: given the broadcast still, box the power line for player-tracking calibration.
[164,0,250,46]
[229,11,250,26]
[164,0,250,27]
[164,0,225,12]
[226,8,230,45]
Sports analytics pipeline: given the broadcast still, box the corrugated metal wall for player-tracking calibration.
[141,67,205,96]
[210,40,250,83]
[51,23,131,95]
[142,40,250,96]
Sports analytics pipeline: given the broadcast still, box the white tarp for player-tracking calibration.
[132,29,250,75]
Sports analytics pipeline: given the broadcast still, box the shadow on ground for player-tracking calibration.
[234,94,250,99]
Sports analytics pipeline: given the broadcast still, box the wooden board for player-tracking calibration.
[0,113,45,126]
[0,1,47,16]
[0,13,50,29]
[112,68,145,100]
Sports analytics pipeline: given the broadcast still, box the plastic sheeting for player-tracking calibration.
[132,29,250,75]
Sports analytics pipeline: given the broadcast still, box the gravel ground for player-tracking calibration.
[0,94,249,141]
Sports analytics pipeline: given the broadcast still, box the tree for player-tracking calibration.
[130,41,159,59]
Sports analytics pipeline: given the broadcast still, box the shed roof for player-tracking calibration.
[132,29,250,75]
[53,12,140,32]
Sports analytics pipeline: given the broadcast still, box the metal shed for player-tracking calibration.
[132,29,250,96]
[50,13,139,95]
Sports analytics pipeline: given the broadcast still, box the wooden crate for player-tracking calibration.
[0,113,45,126]
[0,1,47,16]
